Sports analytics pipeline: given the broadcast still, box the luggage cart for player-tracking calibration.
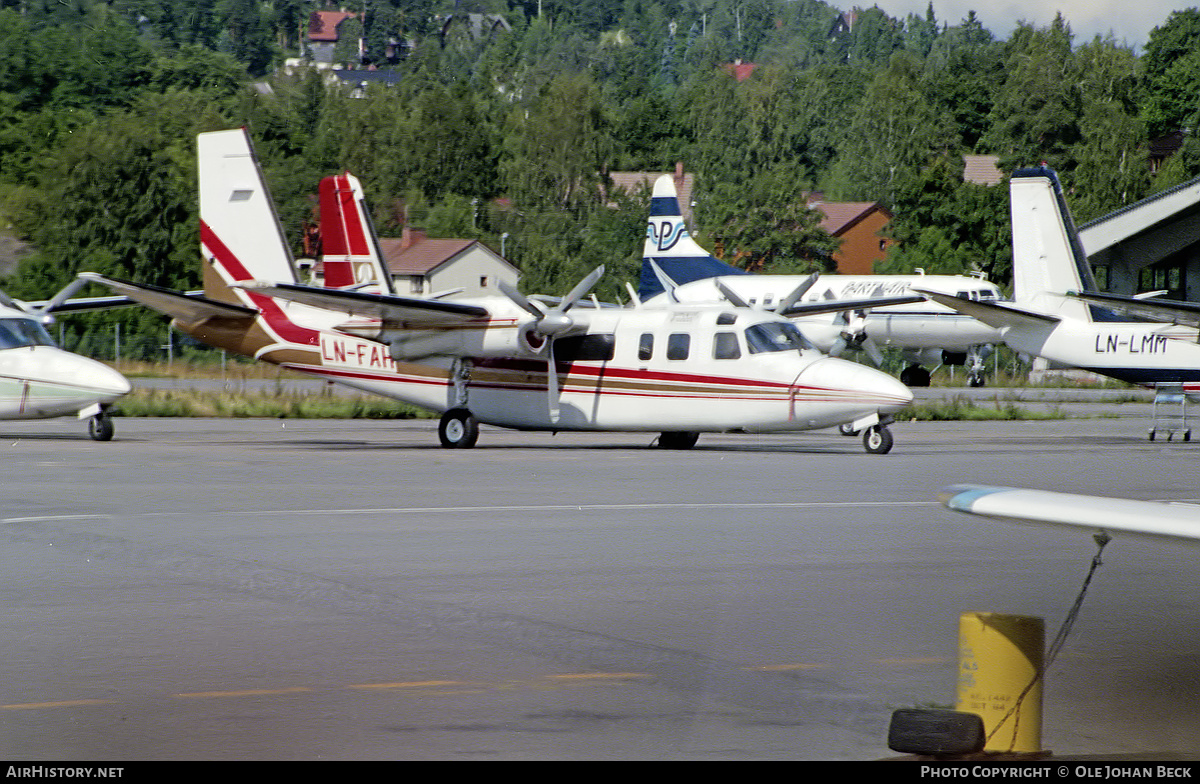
[1150,391,1190,441]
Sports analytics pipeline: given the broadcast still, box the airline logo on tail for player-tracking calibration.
[639,175,744,299]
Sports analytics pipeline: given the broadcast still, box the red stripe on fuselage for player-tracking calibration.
[475,357,794,391]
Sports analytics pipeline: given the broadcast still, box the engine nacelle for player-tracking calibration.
[382,323,547,361]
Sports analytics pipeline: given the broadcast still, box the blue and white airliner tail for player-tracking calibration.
[639,175,746,300]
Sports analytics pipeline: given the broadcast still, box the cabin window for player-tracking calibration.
[713,332,741,360]
[479,276,489,288]
[666,333,690,360]
[0,318,55,349]
[638,333,653,360]
[552,333,615,362]
[745,321,812,354]
[716,312,737,325]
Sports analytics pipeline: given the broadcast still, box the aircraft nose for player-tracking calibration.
[798,357,914,412]
[74,355,132,399]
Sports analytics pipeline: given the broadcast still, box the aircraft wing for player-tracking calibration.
[80,273,257,322]
[239,282,490,324]
[940,484,1200,543]
[778,294,926,318]
[915,289,1060,331]
[1070,292,1200,329]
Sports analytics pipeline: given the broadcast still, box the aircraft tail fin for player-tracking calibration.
[318,172,394,294]
[638,174,745,299]
[197,128,298,304]
[1009,167,1098,302]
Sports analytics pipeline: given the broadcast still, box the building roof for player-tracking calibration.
[608,169,695,224]
[723,61,758,82]
[1079,173,1200,256]
[963,155,1004,186]
[810,201,890,236]
[379,237,479,276]
[308,11,357,42]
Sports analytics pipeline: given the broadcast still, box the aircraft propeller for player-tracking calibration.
[830,309,885,367]
[499,265,605,420]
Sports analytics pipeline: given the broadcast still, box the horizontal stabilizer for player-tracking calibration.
[237,282,490,324]
[79,273,256,322]
[940,484,1200,543]
[1071,292,1200,329]
[916,289,1059,331]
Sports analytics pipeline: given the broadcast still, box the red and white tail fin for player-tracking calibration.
[198,128,298,303]
[318,172,393,294]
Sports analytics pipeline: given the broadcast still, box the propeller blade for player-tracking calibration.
[863,338,884,367]
[829,336,848,357]
[559,265,605,312]
[715,279,750,308]
[774,273,819,313]
[648,260,679,303]
[498,279,544,320]
[547,339,560,422]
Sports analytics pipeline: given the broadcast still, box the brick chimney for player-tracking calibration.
[401,226,426,251]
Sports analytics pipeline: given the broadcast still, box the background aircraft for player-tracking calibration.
[81,129,912,452]
[0,284,131,439]
[638,176,1003,387]
[940,484,1200,544]
[919,167,1200,437]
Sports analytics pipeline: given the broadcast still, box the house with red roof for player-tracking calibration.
[312,226,518,297]
[306,10,359,64]
[809,199,893,275]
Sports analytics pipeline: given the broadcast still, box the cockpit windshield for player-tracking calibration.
[0,318,56,349]
[744,321,813,354]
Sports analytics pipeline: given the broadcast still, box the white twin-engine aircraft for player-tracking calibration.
[0,284,131,439]
[638,176,1004,387]
[82,128,912,452]
[918,167,1200,420]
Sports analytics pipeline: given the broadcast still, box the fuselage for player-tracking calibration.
[655,274,1004,352]
[0,316,130,419]
[180,299,913,433]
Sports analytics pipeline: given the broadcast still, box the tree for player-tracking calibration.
[699,166,837,274]
[824,52,957,205]
[982,16,1082,174]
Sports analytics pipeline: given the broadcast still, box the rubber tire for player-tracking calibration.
[888,709,985,755]
[967,373,985,388]
[862,425,893,454]
[438,408,479,448]
[658,431,699,449]
[899,366,931,387]
[88,415,114,442]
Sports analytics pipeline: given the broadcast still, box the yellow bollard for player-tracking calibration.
[956,612,1044,753]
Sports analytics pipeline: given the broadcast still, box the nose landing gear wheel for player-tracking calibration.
[862,425,893,454]
[88,414,114,442]
[438,408,479,448]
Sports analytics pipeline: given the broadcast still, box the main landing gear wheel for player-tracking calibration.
[438,408,479,448]
[862,425,893,454]
[88,414,114,442]
[658,431,700,449]
[899,366,931,387]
